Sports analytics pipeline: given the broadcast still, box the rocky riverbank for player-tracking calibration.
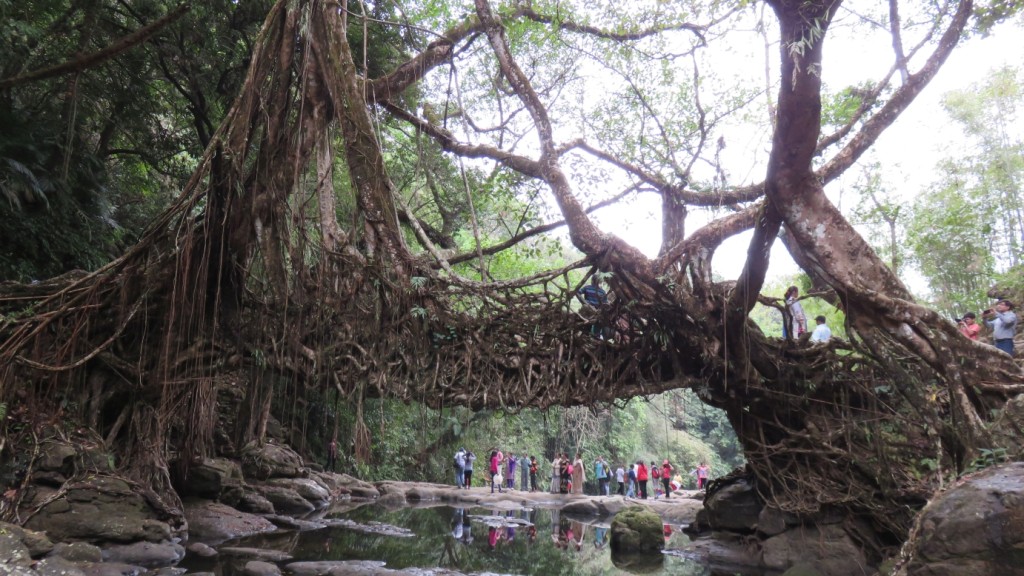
[6,436,1024,576]
[1,437,703,576]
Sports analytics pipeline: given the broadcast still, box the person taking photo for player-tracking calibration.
[983,300,1017,355]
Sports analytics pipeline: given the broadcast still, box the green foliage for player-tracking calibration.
[821,82,874,128]
[906,66,1023,314]
[848,162,907,275]
[308,387,745,491]
[964,447,1009,473]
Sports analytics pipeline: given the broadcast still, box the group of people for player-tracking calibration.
[464,449,540,494]
[610,460,708,499]
[786,286,1018,355]
[957,299,1017,355]
[783,286,831,343]
[454,447,712,497]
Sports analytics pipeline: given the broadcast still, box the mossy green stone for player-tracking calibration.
[610,506,664,552]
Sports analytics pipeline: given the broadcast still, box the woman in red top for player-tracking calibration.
[636,461,649,499]
[661,460,673,498]
[490,451,504,494]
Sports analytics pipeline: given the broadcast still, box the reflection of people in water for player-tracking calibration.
[488,526,499,550]
[570,520,585,551]
[505,511,516,542]
[556,513,571,549]
[451,508,464,540]
[550,508,561,546]
[663,523,674,541]
[462,513,473,544]
[594,526,607,549]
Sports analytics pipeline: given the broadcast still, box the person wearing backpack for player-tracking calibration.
[454,448,467,489]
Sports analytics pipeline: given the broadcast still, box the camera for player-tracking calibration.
[983,309,994,315]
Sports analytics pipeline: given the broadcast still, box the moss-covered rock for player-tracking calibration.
[610,506,663,553]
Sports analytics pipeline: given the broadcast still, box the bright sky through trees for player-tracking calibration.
[596,20,1022,296]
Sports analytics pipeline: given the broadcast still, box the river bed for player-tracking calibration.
[182,502,773,576]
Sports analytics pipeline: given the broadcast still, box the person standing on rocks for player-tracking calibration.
[550,453,560,493]
[327,437,338,471]
[464,451,476,489]
[615,464,625,495]
[506,452,518,489]
[626,464,637,497]
[594,457,607,496]
[661,460,673,498]
[572,453,586,494]
[694,462,710,490]
[529,456,539,491]
[490,450,504,493]
[560,454,571,494]
[650,461,661,497]
[519,453,529,490]
[454,447,467,489]
[637,461,649,499]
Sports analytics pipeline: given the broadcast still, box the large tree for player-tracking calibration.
[2,0,1023,561]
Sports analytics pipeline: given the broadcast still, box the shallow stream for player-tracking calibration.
[183,503,772,575]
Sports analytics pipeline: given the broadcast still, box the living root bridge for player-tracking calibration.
[3,0,1024,563]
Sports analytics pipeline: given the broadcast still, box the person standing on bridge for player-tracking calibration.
[957,312,981,341]
[578,276,610,339]
[783,286,807,340]
[810,315,831,343]
[984,300,1017,355]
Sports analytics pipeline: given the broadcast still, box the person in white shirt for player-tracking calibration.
[810,315,831,343]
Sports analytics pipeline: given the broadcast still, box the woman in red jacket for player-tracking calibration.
[661,460,673,498]
[636,461,649,499]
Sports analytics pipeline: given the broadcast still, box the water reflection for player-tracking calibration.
[182,503,769,576]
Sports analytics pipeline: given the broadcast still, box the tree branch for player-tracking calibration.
[0,4,191,89]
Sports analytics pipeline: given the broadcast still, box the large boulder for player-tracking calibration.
[31,441,114,488]
[22,476,174,545]
[183,500,277,543]
[264,478,330,509]
[177,458,244,499]
[761,523,870,575]
[101,541,186,568]
[328,474,379,500]
[703,477,761,532]
[255,485,316,515]
[0,522,53,559]
[0,527,34,568]
[240,442,304,480]
[901,462,1024,576]
[610,506,664,553]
